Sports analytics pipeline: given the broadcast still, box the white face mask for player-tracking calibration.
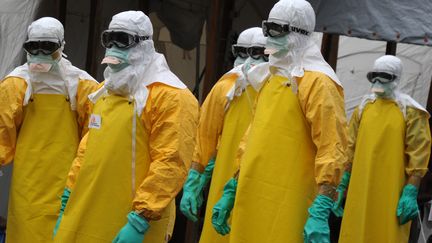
[28,63,53,72]
[27,53,59,73]
[371,81,397,98]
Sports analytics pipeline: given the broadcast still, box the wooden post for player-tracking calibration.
[202,0,235,101]
[85,0,100,77]
[385,41,397,55]
[320,33,340,71]
[57,0,67,26]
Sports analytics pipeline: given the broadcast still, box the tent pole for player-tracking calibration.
[85,0,100,77]
[320,33,339,71]
[385,41,397,55]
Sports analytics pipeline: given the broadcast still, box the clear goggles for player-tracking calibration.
[262,20,310,37]
[247,46,269,61]
[101,30,150,49]
[23,40,61,55]
[367,72,397,83]
[232,45,249,59]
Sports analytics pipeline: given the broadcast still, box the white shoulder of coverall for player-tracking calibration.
[358,55,429,118]
[89,11,186,117]
[226,27,270,103]
[5,17,96,110]
[266,0,341,89]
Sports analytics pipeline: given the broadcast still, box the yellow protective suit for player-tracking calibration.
[55,83,198,243]
[192,73,239,167]
[0,76,98,243]
[339,99,431,243]
[230,72,347,243]
[195,73,257,243]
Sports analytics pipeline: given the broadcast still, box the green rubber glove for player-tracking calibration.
[180,169,202,222]
[180,158,216,222]
[303,195,333,243]
[397,184,419,225]
[200,158,216,188]
[212,178,237,235]
[53,187,71,238]
[332,171,351,217]
[113,211,150,243]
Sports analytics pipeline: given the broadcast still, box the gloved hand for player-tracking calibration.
[200,158,216,189]
[303,194,334,243]
[397,184,419,225]
[332,171,351,217]
[212,178,237,235]
[113,211,150,243]
[53,187,71,238]
[180,158,216,222]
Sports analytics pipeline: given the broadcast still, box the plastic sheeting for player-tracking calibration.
[308,0,432,46]
[0,0,39,78]
[157,0,208,50]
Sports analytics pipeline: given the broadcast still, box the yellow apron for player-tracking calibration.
[199,86,257,243]
[54,94,172,243]
[229,75,317,243]
[6,94,79,243]
[339,99,409,243]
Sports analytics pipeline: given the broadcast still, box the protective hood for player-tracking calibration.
[358,92,429,119]
[7,58,96,110]
[227,28,270,102]
[267,0,322,80]
[359,56,428,118]
[242,27,268,70]
[225,62,270,103]
[237,27,259,47]
[91,11,186,116]
[234,27,262,67]
[371,55,403,83]
[301,40,341,86]
[27,17,64,44]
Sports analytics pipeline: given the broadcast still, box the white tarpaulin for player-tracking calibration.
[0,0,39,78]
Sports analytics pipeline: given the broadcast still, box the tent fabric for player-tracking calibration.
[0,0,40,79]
[308,0,432,46]
[157,0,208,50]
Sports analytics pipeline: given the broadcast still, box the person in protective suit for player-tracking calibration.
[0,17,98,243]
[180,27,269,243]
[210,0,348,242]
[336,55,431,243]
[52,11,199,243]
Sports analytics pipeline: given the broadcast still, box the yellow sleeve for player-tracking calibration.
[76,79,101,137]
[66,132,88,190]
[346,107,361,166]
[405,107,431,177]
[297,72,348,186]
[0,77,26,165]
[192,74,237,168]
[133,84,199,220]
